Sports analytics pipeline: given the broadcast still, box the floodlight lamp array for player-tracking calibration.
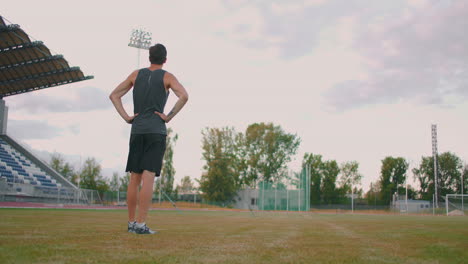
[128,29,152,50]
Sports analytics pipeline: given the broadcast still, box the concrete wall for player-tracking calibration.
[394,200,431,213]
[0,99,8,135]
[234,189,259,210]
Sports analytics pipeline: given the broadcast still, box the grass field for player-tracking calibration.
[0,208,467,264]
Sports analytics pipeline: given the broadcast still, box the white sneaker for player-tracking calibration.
[135,223,157,235]
[128,222,136,233]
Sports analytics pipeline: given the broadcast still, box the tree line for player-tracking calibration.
[198,122,367,205]
[200,122,468,205]
[367,153,468,204]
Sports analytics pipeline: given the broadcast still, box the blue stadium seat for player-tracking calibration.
[0,138,61,190]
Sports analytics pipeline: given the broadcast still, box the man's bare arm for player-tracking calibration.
[109,71,138,123]
[155,73,188,123]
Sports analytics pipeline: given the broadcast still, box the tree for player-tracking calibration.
[365,181,381,206]
[414,152,464,200]
[78,157,109,196]
[462,164,468,194]
[161,128,178,196]
[321,160,340,204]
[303,153,324,205]
[49,153,75,183]
[338,161,363,203]
[176,176,194,193]
[244,123,300,184]
[233,132,250,186]
[405,185,418,200]
[413,156,433,200]
[339,161,362,190]
[379,157,408,204]
[199,127,240,203]
[438,152,463,196]
[109,172,120,192]
[119,173,130,192]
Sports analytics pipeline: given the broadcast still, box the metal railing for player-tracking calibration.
[0,181,101,205]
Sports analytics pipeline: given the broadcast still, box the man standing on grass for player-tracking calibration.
[110,43,188,234]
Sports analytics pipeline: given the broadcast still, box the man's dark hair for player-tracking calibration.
[149,44,167,65]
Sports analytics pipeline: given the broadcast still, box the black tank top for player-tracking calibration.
[131,68,169,135]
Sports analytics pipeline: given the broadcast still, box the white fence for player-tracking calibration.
[0,180,102,205]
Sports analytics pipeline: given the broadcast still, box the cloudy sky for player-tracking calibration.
[3,0,467,191]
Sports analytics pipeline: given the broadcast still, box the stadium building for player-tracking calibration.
[0,15,95,203]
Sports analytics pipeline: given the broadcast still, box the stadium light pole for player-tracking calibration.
[405,179,408,213]
[298,170,301,211]
[462,162,465,212]
[406,159,411,213]
[128,28,152,68]
[431,124,438,208]
[307,164,311,211]
[117,179,120,204]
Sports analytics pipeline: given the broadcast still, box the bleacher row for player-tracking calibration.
[0,138,61,189]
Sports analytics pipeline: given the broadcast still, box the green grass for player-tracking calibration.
[0,208,467,264]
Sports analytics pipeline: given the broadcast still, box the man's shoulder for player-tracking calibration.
[130,69,141,76]
[128,69,141,81]
[163,71,176,79]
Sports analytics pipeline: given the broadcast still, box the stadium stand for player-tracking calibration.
[0,135,72,188]
[0,15,94,203]
[0,134,83,203]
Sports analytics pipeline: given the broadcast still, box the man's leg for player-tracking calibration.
[127,172,142,222]
[136,170,156,223]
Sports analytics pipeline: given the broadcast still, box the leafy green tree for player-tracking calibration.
[233,132,250,186]
[365,181,381,206]
[338,161,362,203]
[49,153,75,183]
[109,172,120,192]
[199,127,240,203]
[462,164,468,194]
[413,156,433,200]
[176,176,194,193]
[161,128,178,196]
[321,160,340,204]
[78,157,109,196]
[405,185,418,200]
[438,152,463,196]
[119,173,130,192]
[244,123,300,184]
[303,153,324,205]
[379,157,408,204]
[339,161,362,191]
[414,152,464,200]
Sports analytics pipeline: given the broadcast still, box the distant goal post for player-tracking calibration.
[445,194,467,216]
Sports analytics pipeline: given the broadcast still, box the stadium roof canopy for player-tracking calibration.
[0,16,93,98]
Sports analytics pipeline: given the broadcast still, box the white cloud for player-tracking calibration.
[325,1,468,111]
[7,86,113,113]
[8,120,61,140]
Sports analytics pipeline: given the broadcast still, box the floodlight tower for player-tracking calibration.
[431,124,439,208]
[128,28,152,68]
[463,162,466,212]
[405,159,410,213]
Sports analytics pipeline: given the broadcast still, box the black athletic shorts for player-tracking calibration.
[125,133,166,176]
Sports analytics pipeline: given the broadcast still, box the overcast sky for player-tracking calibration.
[3,0,468,191]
